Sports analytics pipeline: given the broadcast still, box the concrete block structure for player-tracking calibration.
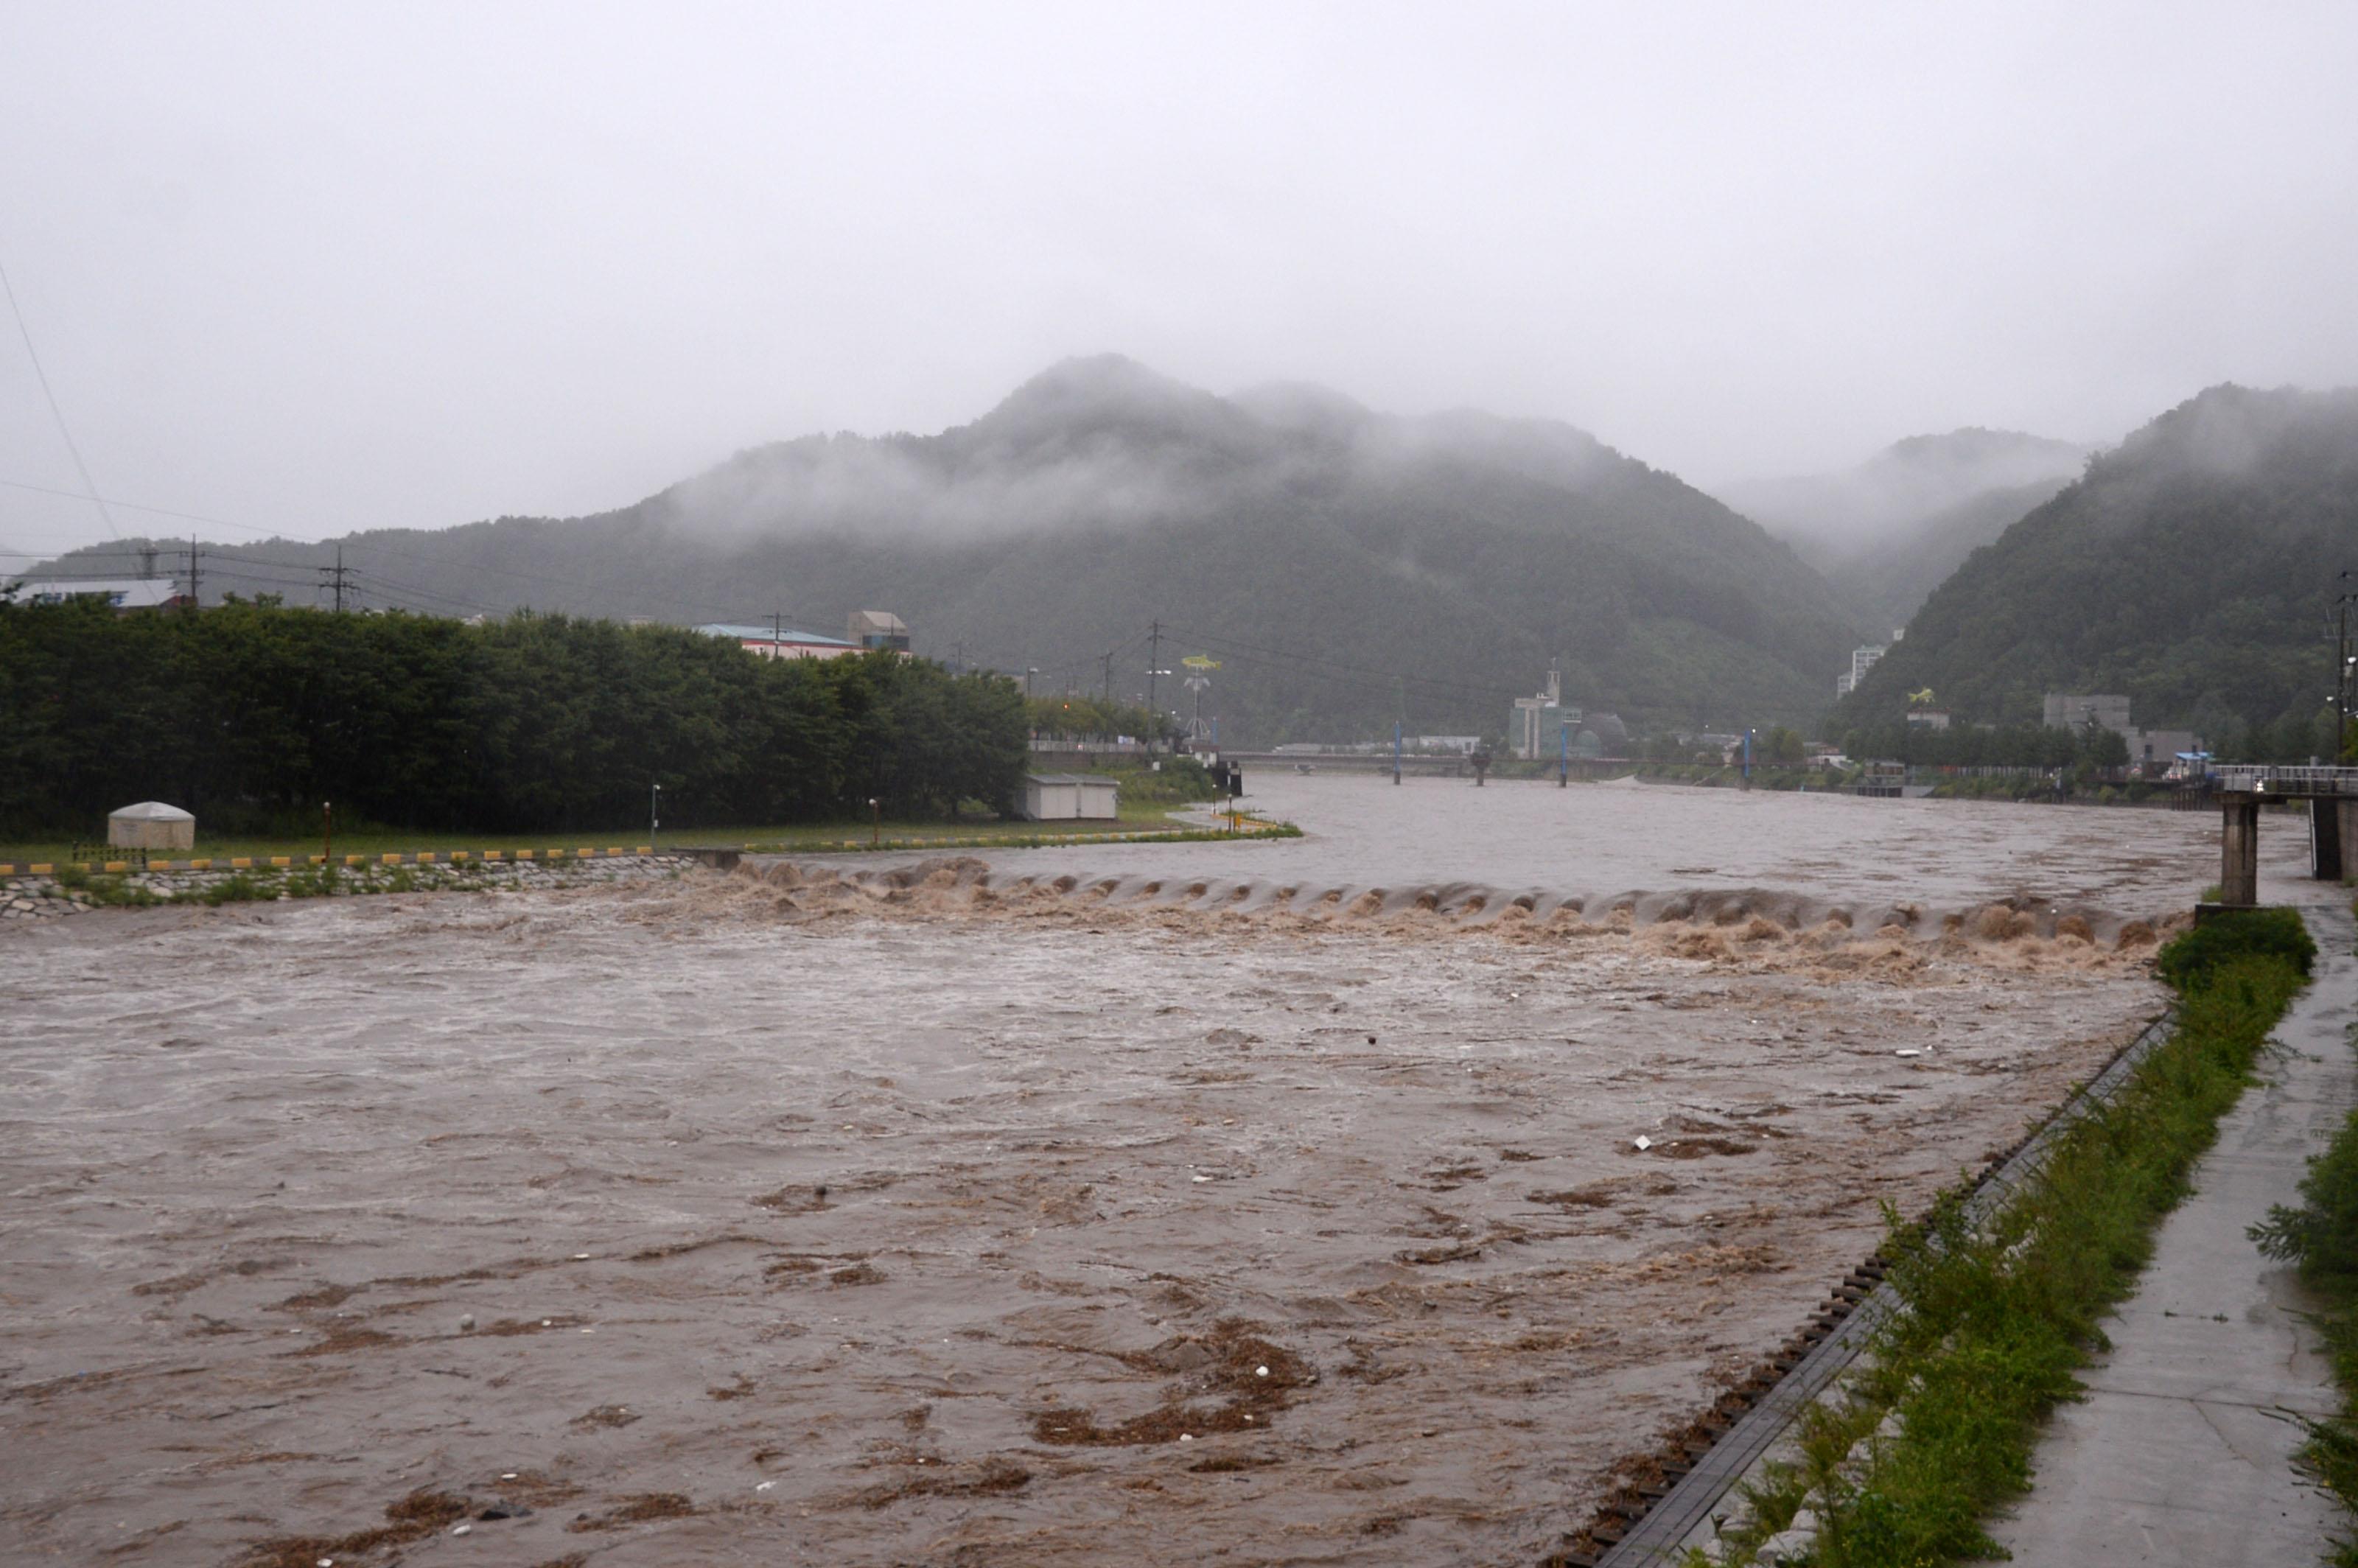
[1020,774,1119,821]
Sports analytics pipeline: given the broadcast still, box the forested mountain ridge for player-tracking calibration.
[1835,384,2358,752]
[1715,428,2090,631]
[35,357,1864,742]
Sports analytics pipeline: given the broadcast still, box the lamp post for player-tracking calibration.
[650,782,661,851]
[869,797,881,848]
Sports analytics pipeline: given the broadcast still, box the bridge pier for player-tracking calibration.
[2221,796,2260,907]
[2317,798,2346,881]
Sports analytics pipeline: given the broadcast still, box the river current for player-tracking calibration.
[0,778,2309,1564]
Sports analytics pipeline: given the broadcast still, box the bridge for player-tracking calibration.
[2212,765,2358,904]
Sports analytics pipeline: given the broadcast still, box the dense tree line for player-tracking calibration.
[0,599,1030,836]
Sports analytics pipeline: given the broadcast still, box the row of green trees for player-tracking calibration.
[0,599,1031,836]
[1022,692,1174,743]
[1835,721,2135,770]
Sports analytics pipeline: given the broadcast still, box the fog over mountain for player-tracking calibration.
[1836,384,2358,749]
[34,355,1861,743]
[1713,430,2093,632]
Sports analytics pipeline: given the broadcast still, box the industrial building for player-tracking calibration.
[2042,692,2198,771]
[15,578,189,611]
[697,623,861,660]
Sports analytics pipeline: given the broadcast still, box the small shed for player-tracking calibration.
[108,801,195,850]
[1021,774,1119,822]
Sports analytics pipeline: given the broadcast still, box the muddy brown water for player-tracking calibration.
[0,780,2306,1565]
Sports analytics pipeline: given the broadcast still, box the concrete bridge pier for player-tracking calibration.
[2221,797,2261,907]
[2317,798,2346,881]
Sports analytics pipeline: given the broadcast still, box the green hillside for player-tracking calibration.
[36,357,1863,743]
[1834,385,2358,755]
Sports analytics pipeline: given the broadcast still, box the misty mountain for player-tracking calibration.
[1716,429,2089,632]
[1834,384,2358,746]
[39,357,1864,743]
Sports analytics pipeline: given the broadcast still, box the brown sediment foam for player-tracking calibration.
[1029,1320,1315,1446]
[237,1487,472,1567]
[708,855,2174,974]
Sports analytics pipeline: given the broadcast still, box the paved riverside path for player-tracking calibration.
[1990,889,2357,1565]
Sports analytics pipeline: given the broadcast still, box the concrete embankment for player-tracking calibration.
[1987,893,2358,1564]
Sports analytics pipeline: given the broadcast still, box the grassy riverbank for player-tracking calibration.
[2250,900,2358,1563]
[1710,909,2314,1567]
[0,802,1256,869]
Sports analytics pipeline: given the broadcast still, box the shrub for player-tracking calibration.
[2155,906,2316,988]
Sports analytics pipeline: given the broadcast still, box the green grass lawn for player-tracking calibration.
[0,801,1274,869]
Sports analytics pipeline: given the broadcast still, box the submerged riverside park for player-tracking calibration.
[0,773,2317,1565]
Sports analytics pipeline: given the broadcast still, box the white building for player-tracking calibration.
[1836,643,1888,699]
[1020,774,1120,821]
[15,577,188,611]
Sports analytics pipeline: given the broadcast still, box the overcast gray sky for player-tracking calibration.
[5,1,2357,570]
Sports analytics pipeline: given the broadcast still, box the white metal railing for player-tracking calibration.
[2212,764,2358,795]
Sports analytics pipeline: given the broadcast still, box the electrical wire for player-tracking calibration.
[0,254,117,540]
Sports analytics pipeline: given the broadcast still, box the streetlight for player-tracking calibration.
[868,797,881,848]
[650,782,662,851]
[1026,666,1039,697]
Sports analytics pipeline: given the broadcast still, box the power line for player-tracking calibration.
[0,253,117,539]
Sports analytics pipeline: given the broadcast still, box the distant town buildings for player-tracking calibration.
[2042,692,2197,770]
[1835,640,1891,699]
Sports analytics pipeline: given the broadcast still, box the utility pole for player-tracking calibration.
[1393,721,1402,785]
[185,536,200,610]
[772,611,784,659]
[1102,650,1114,706]
[320,545,350,612]
[2334,575,2348,761]
[1147,621,1161,718]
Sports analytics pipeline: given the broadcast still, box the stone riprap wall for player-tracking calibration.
[0,854,699,925]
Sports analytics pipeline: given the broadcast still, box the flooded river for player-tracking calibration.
[0,780,2307,1565]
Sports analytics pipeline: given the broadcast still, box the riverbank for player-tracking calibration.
[1600,906,2326,1568]
[0,804,1285,876]
[0,853,699,925]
